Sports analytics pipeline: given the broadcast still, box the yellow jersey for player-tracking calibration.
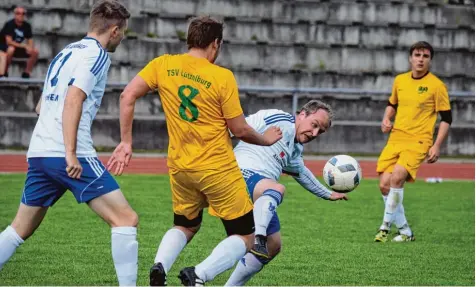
[138,54,244,171]
[388,71,451,143]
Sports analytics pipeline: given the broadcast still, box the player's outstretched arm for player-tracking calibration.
[291,166,347,201]
[226,114,282,146]
[62,86,87,179]
[107,75,150,175]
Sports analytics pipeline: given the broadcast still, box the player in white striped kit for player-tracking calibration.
[0,1,138,285]
[225,100,348,286]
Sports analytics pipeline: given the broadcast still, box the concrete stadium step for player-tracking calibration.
[0,8,472,51]
[5,59,474,93]
[0,113,473,155]
[2,0,473,29]
[1,81,474,124]
[26,34,474,78]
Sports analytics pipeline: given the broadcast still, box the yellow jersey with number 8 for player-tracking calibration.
[138,54,243,171]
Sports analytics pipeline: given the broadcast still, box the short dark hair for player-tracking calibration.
[89,0,130,35]
[409,41,434,59]
[187,16,224,50]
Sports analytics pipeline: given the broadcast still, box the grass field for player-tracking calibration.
[0,174,474,286]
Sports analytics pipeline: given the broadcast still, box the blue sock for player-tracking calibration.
[253,189,283,236]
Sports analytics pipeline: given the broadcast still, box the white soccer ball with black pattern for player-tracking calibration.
[322,155,362,193]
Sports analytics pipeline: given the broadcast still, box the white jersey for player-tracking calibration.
[234,109,332,199]
[234,109,304,181]
[27,37,111,158]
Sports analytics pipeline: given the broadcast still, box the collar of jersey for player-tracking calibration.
[83,36,107,51]
[411,70,429,80]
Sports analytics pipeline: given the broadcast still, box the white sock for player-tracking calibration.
[225,252,264,286]
[393,189,412,236]
[154,228,187,273]
[0,226,24,271]
[195,235,247,282]
[381,194,392,227]
[111,227,138,286]
[254,190,282,236]
[380,188,403,230]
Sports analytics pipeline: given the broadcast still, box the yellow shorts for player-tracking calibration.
[376,141,431,181]
[169,167,253,221]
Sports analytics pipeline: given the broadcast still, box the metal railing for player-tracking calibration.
[1,77,474,115]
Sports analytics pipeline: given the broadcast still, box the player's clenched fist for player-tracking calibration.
[65,152,83,179]
[263,126,283,146]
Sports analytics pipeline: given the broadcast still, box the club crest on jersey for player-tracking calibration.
[417,86,428,94]
[273,152,286,167]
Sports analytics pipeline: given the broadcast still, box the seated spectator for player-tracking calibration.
[0,6,39,78]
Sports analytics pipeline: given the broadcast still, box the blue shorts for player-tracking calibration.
[241,169,280,235]
[22,157,120,207]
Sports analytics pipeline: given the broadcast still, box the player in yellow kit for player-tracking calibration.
[374,41,452,243]
[107,16,282,286]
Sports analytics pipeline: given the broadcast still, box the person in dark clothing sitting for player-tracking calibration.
[0,6,39,78]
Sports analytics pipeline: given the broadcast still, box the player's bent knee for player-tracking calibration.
[379,182,390,195]
[128,210,139,227]
[390,172,407,187]
[110,209,139,227]
[221,210,255,237]
[272,183,286,195]
[183,224,201,234]
[236,233,254,251]
[174,211,203,229]
[174,224,201,242]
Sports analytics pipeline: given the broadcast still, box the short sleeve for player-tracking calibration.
[221,71,243,119]
[389,77,398,105]
[71,48,108,96]
[138,56,163,90]
[24,22,32,39]
[3,21,13,38]
[244,111,267,133]
[435,83,451,112]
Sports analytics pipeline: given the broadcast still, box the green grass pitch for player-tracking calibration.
[0,174,474,286]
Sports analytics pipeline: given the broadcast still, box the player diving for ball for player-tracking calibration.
[225,100,348,286]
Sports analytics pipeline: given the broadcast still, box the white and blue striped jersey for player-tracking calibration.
[234,109,332,199]
[27,37,111,158]
[235,109,301,180]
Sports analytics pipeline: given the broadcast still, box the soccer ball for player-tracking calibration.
[322,155,362,193]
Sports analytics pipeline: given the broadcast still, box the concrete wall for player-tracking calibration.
[0,0,474,155]
[1,111,473,155]
[0,1,473,89]
[0,82,473,155]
